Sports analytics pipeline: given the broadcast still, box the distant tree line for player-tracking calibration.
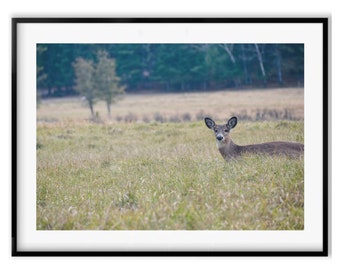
[37,43,304,97]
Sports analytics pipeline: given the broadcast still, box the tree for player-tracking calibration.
[218,44,236,64]
[254,44,267,86]
[73,57,96,117]
[36,45,47,105]
[37,45,47,84]
[94,50,125,116]
[39,43,304,94]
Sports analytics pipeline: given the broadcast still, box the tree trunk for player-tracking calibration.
[106,101,111,118]
[241,44,250,85]
[275,45,283,86]
[254,44,267,86]
[220,44,236,64]
[89,99,94,117]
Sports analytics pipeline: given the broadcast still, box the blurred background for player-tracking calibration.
[37,43,304,97]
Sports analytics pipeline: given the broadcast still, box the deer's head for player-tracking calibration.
[204,117,238,144]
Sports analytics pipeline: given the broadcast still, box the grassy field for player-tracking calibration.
[37,88,304,230]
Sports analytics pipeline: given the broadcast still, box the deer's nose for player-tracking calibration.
[216,134,224,141]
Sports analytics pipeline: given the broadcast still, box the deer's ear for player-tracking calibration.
[204,117,215,129]
[227,117,237,129]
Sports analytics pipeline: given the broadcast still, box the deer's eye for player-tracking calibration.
[214,129,218,133]
[224,129,228,133]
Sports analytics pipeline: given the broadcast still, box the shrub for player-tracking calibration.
[124,112,138,123]
[181,113,192,122]
[154,112,166,123]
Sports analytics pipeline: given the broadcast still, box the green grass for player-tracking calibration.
[37,120,304,230]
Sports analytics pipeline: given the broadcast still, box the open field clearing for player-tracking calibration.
[37,88,304,123]
[37,88,304,230]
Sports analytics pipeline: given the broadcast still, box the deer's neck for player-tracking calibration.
[217,138,242,160]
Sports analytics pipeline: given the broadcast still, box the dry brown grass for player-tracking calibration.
[37,88,304,123]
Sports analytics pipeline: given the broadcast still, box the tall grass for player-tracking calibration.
[37,120,304,230]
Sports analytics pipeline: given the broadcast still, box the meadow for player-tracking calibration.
[37,88,304,230]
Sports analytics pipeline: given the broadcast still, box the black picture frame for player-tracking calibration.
[12,17,329,256]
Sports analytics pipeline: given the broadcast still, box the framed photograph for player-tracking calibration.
[12,17,329,256]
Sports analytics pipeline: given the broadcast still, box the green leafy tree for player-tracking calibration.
[94,50,125,116]
[37,45,48,84]
[36,45,47,106]
[73,57,96,117]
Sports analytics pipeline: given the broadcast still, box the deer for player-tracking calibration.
[204,116,304,161]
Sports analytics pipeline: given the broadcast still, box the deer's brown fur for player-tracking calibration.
[205,116,304,161]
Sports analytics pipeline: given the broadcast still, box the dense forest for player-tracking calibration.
[37,44,304,97]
